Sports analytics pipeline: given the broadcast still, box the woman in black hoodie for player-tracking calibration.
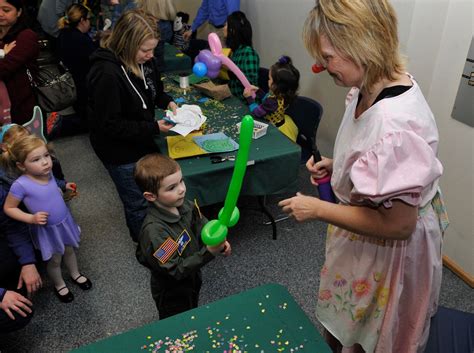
[87,9,177,242]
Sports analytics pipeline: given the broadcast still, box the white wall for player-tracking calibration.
[413,0,473,275]
[177,0,474,276]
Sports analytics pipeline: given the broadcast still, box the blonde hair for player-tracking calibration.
[57,4,89,30]
[302,0,405,91]
[102,9,159,77]
[134,153,180,195]
[2,135,50,174]
[2,125,29,146]
[135,0,176,21]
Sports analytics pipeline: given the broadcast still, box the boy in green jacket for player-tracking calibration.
[135,153,231,319]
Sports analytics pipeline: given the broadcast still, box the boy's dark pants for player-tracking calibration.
[151,271,202,320]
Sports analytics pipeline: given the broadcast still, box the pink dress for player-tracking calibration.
[316,76,448,353]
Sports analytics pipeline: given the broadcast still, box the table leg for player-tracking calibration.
[257,196,277,240]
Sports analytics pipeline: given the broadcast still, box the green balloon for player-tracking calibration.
[218,207,240,227]
[201,115,254,246]
[201,220,228,246]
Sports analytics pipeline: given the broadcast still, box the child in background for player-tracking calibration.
[243,55,300,142]
[172,11,191,51]
[134,153,231,320]
[0,124,77,199]
[3,135,91,303]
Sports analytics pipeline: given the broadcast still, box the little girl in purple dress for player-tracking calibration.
[3,135,91,303]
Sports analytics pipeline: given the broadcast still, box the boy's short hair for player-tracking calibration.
[134,153,180,195]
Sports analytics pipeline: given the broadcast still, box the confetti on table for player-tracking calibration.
[140,331,198,352]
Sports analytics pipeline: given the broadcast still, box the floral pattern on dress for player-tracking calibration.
[317,270,390,324]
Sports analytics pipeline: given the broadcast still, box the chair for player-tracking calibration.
[425,306,474,353]
[258,67,270,93]
[286,96,324,162]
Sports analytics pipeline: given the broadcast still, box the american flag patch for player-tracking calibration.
[153,237,178,264]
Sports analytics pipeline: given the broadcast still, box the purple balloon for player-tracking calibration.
[207,69,220,79]
[198,50,221,72]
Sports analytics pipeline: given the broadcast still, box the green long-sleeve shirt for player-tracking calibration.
[228,45,260,100]
[136,200,214,282]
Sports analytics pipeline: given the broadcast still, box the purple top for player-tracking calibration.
[9,174,68,225]
[246,89,278,118]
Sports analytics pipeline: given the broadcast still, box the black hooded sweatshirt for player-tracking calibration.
[87,48,173,165]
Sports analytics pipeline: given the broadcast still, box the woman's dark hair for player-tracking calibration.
[3,0,29,42]
[270,56,300,104]
[225,11,252,51]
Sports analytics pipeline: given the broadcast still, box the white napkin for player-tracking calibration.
[166,104,207,136]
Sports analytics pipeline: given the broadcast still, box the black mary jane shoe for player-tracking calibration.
[72,274,92,290]
[55,286,74,303]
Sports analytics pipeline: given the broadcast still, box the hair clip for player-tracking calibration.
[64,14,69,22]
[0,123,17,143]
[278,56,289,65]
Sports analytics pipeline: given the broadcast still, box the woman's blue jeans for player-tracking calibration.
[105,162,147,242]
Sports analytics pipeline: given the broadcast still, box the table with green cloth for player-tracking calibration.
[71,283,331,353]
[156,73,301,210]
[163,44,192,72]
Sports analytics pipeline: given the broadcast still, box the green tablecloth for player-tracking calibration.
[71,284,331,353]
[156,74,301,206]
[163,44,192,72]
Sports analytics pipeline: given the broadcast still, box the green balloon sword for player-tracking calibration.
[201,115,254,246]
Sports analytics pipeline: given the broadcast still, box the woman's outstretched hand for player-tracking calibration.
[278,192,321,222]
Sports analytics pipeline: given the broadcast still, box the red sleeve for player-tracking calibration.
[0,30,39,80]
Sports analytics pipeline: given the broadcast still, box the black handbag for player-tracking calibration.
[27,63,76,112]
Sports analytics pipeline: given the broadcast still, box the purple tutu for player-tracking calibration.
[31,211,81,261]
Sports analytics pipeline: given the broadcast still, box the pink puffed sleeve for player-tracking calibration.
[349,130,443,208]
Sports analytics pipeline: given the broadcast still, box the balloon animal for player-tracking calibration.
[193,33,255,97]
[201,115,254,246]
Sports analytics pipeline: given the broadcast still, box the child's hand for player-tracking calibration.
[243,85,258,98]
[183,30,192,41]
[4,41,16,55]
[66,182,77,192]
[221,241,231,256]
[206,241,228,256]
[31,211,48,225]
[63,182,78,201]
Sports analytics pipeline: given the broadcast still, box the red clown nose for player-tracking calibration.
[312,64,326,73]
